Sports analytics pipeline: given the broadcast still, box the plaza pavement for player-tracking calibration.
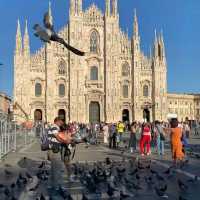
[0,135,200,199]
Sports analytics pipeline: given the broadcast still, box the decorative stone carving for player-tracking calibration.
[15,0,197,123]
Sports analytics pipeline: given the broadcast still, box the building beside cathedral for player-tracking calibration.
[0,92,11,115]
[13,0,200,123]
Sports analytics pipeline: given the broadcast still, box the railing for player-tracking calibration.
[0,112,36,161]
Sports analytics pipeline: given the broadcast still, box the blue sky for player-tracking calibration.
[0,0,200,97]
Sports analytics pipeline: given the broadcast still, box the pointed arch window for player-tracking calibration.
[90,66,98,80]
[122,62,130,77]
[143,85,149,97]
[58,59,66,75]
[35,83,42,97]
[90,30,99,53]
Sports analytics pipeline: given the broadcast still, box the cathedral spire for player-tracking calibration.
[132,9,140,53]
[112,0,118,17]
[154,29,158,44]
[23,19,30,56]
[70,0,75,15]
[77,0,82,14]
[15,19,22,55]
[153,29,159,58]
[133,9,139,38]
[149,46,152,60]
[48,1,53,25]
[70,0,82,16]
[106,0,111,16]
[160,30,166,61]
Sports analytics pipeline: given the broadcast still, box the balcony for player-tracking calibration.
[85,80,103,89]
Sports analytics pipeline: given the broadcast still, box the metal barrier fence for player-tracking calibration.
[0,113,36,161]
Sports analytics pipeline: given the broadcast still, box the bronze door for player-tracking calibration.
[89,102,100,123]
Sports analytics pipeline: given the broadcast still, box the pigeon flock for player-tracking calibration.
[0,155,199,200]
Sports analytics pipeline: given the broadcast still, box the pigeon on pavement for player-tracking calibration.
[155,184,168,198]
[178,179,188,192]
[187,175,199,183]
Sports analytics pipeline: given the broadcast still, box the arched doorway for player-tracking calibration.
[143,109,150,122]
[34,109,42,122]
[58,109,66,123]
[89,102,100,123]
[122,109,129,122]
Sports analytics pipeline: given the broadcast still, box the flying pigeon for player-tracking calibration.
[33,24,51,43]
[42,11,85,56]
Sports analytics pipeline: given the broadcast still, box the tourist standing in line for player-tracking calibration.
[129,122,137,153]
[103,123,109,144]
[194,121,198,136]
[135,122,142,147]
[109,123,117,149]
[117,121,125,146]
[140,123,151,156]
[184,122,190,139]
[154,121,165,156]
[165,118,185,167]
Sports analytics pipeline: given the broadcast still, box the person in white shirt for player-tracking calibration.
[48,117,64,144]
[103,123,109,144]
[185,123,190,139]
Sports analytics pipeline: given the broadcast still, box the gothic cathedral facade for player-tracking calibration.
[14,0,168,123]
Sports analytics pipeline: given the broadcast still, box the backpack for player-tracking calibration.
[40,127,51,151]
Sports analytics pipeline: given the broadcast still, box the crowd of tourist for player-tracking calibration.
[39,117,200,167]
[100,119,200,166]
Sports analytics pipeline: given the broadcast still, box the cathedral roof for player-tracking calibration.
[84,3,103,23]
